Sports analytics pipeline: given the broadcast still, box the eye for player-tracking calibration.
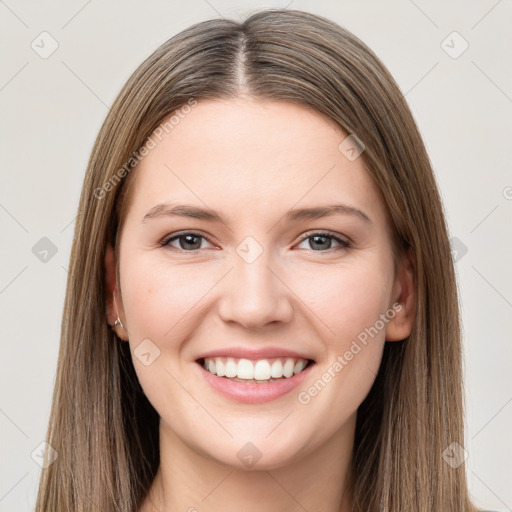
[159,230,352,253]
[160,231,215,251]
[295,231,351,252]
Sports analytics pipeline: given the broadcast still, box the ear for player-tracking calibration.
[104,243,129,341]
[385,247,416,342]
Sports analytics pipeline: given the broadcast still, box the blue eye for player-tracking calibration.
[296,231,351,251]
[160,231,351,252]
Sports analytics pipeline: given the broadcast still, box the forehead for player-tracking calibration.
[125,98,386,225]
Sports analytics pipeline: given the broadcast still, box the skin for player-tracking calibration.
[104,98,415,512]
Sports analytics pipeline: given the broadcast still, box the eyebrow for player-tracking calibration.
[142,202,371,225]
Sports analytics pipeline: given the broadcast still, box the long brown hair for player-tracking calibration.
[35,9,477,511]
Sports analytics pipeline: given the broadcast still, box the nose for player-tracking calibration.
[217,253,294,329]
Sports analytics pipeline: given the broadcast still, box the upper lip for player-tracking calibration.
[196,346,315,362]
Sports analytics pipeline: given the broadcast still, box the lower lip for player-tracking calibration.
[195,361,315,404]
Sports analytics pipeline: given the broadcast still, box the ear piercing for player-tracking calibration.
[111,291,124,329]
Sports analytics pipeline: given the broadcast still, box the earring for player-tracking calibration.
[113,317,124,329]
[112,291,124,330]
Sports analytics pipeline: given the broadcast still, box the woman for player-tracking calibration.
[35,8,488,512]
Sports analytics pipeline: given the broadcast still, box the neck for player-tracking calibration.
[140,414,356,512]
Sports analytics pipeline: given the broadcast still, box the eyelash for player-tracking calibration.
[159,230,352,252]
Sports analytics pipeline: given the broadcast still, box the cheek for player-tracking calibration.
[119,254,213,407]
[292,264,392,424]
[291,260,392,344]
[120,254,214,342]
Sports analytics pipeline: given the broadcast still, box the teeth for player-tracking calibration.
[225,358,237,378]
[254,360,271,380]
[283,358,294,378]
[293,359,307,374]
[202,356,311,381]
[237,358,254,379]
[271,359,283,378]
[216,359,226,377]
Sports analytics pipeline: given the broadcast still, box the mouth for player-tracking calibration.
[195,356,316,383]
[194,355,316,403]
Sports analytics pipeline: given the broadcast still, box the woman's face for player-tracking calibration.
[107,98,414,469]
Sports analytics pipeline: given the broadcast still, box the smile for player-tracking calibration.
[201,356,312,381]
[195,356,316,404]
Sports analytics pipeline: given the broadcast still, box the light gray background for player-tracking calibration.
[1,1,511,511]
